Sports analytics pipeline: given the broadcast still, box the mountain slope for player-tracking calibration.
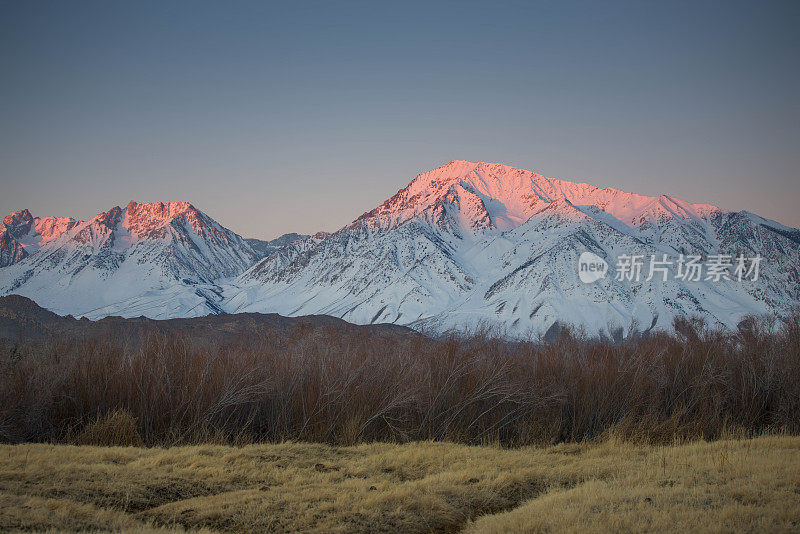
[0,201,258,319]
[226,161,800,336]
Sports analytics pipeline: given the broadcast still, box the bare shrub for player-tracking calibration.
[0,312,798,446]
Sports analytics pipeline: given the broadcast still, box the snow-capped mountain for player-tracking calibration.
[225,161,800,337]
[0,201,258,319]
[0,209,79,267]
[2,161,798,335]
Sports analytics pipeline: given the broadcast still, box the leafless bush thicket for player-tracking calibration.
[1,313,798,446]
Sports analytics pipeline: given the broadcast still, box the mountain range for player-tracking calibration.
[2,161,798,336]
[0,201,259,318]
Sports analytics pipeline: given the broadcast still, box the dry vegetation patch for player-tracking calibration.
[0,436,798,532]
[1,311,798,531]
[1,314,798,448]
[464,436,800,533]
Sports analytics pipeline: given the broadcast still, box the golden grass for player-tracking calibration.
[0,436,797,533]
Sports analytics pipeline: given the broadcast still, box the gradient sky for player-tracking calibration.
[1,0,798,239]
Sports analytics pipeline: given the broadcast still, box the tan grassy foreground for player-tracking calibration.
[0,436,798,533]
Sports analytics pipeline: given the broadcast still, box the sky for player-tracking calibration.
[1,0,798,239]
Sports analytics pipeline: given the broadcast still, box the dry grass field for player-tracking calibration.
[1,435,798,533]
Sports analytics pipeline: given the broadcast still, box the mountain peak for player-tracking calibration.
[1,209,81,266]
[2,209,34,233]
[116,201,201,238]
[357,160,721,233]
[125,200,196,219]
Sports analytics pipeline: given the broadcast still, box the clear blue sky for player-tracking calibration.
[1,0,798,239]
